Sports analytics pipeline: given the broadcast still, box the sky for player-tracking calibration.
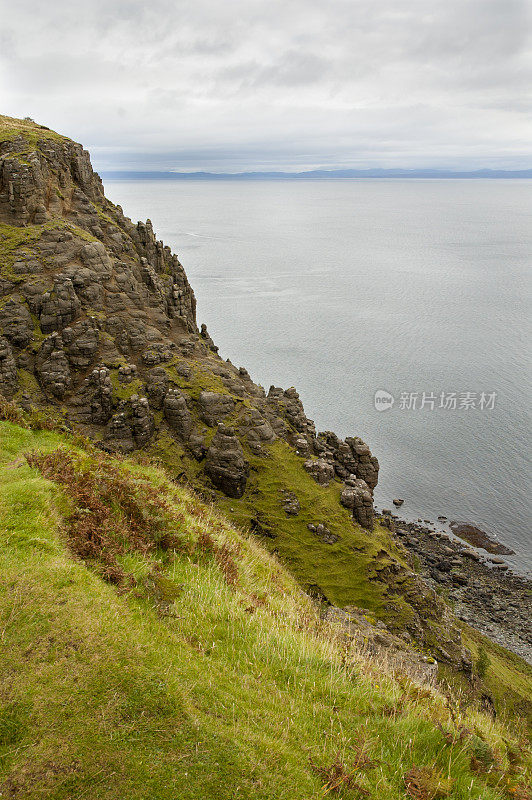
[1,0,531,172]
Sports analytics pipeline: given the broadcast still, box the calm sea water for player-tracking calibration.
[105,179,532,573]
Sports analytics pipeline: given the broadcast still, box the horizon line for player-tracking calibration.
[98,166,532,180]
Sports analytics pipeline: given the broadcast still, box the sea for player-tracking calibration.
[103,178,532,574]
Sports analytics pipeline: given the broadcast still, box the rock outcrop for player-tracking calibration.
[340,478,374,529]
[205,425,249,498]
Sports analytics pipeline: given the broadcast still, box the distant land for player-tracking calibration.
[100,167,532,181]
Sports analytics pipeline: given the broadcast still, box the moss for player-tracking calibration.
[460,623,532,729]
[140,432,187,475]
[0,223,44,277]
[164,359,228,400]
[214,437,398,613]
[0,219,96,284]
[13,370,45,408]
[93,201,121,230]
[108,371,144,402]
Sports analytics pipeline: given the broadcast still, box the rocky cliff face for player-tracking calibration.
[0,115,471,671]
[0,116,378,530]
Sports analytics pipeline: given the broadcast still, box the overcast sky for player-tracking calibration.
[1,0,531,172]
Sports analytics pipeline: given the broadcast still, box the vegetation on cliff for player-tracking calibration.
[0,418,531,799]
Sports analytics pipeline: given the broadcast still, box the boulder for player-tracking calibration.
[145,367,169,410]
[163,389,192,440]
[345,436,379,491]
[39,276,80,333]
[312,523,339,544]
[0,336,18,399]
[303,458,335,486]
[198,390,234,427]
[340,478,374,529]
[0,296,34,348]
[62,319,99,369]
[282,492,300,516]
[205,425,249,498]
[449,521,515,555]
[130,395,154,447]
[200,323,218,353]
[35,333,71,399]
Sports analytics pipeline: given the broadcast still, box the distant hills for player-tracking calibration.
[100,167,532,180]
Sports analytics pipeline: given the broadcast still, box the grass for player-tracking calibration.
[163,358,229,400]
[108,371,145,403]
[0,419,530,799]
[0,114,68,147]
[215,437,418,623]
[460,626,532,725]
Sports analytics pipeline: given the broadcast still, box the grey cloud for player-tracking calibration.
[1,0,531,170]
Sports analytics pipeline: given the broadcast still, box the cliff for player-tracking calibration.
[0,114,530,713]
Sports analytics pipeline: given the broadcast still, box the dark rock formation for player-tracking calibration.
[449,521,515,556]
[0,295,34,348]
[35,333,71,399]
[198,391,235,427]
[340,478,374,529]
[71,366,113,425]
[282,491,300,516]
[205,425,249,498]
[303,458,335,486]
[310,523,339,544]
[163,389,192,440]
[0,335,17,399]
[200,323,218,353]
[267,386,316,444]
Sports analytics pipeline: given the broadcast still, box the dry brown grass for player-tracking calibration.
[25,447,184,584]
[310,739,377,796]
[403,766,453,800]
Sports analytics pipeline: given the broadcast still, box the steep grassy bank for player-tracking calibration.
[0,419,530,799]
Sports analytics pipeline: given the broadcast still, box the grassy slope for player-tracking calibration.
[0,421,530,800]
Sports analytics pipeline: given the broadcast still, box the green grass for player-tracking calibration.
[109,370,145,403]
[215,437,414,619]
[163,358,228,400]
[0,420,530,799]
[460,625,532,724]
[0,114,68,148]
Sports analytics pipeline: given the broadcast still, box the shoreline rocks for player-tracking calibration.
[449,521,515,555]
[385,512,532,664]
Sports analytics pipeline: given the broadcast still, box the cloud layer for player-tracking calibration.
[2,0,531,170]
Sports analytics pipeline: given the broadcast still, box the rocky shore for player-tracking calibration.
[382,510,532,663]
